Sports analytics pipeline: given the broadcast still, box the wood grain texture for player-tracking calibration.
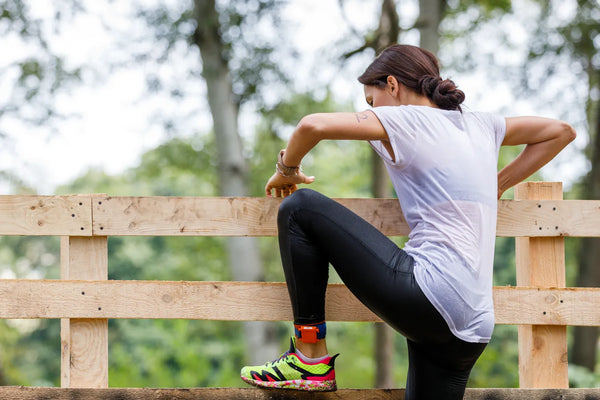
[0,387,598,400]
[0,194,599,238]
[497,199,600,237]
[493,286,600,326]
[60,236,108,388]
[0,195,92,236]
[91,196,410,237]
[514,182,568,389]
[0,280,598,326]
[90,195,600,237]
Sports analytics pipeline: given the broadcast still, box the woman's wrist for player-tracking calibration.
[276,149,302,177]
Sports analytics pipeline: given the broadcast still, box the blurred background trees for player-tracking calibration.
[0,0,598,388]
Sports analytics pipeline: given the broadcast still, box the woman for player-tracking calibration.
[240,44,575,399]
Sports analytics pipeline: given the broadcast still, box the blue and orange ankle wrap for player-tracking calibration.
[294,322,326,343]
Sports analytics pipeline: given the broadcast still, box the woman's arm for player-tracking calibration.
[265,110,389,197]
[497,116,576,198]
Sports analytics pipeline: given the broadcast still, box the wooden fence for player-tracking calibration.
[0,181,599,399]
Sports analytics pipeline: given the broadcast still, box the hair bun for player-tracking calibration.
[418,76,442,98]
[419,76,465,111]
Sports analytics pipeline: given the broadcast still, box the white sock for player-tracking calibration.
[296,347,329,363]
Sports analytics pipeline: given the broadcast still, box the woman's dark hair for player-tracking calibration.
[358,44,465,111]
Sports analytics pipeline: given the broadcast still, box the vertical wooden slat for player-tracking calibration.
[60,237,70,387]
[60,235,108,388]
[515,182,568,388]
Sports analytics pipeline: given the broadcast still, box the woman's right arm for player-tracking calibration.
[265,111,389,197]
[497,116,576,198]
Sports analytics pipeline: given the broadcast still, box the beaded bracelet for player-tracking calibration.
[276,150,302,177]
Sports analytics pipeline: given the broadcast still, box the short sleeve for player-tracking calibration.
[370,106,418,168]
[475,112,506,152]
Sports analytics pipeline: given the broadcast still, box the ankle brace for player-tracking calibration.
[294,322,326,344]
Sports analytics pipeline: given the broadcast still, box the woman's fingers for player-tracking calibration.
[264,172,313,197]
[304,175,316,184]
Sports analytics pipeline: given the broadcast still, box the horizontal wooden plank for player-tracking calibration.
[0,194,597,238]
[493,286,600,326]
[91,196,409,236]
[0,280,598,326]
[0,387,598,400]
[0,280,373,322]
[497,199,600,237]
[92,196,600,237]
[0,195,92,236]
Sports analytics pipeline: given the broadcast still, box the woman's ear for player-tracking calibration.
[386,75,400,97]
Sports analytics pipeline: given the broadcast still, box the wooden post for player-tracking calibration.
[60,235,108,388]
[514,182,568,388]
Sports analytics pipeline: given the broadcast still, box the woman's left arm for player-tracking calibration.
[265,111,388,197]
[497,116,577,198]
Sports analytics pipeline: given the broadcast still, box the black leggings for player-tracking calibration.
[277,189,487,400]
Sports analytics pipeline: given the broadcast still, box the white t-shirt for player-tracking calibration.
[370,105,506,343]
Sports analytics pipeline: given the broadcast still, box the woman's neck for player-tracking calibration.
[403,91,438,108]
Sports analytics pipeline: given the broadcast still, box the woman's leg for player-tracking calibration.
[277,189,449,343]
[405,337,487,400]
[276,189,487,395]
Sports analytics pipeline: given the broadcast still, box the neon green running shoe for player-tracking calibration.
[240,337,339,391]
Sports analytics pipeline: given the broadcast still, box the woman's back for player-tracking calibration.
[370,105,506,342]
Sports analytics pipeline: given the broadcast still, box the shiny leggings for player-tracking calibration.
[277,189,487,400]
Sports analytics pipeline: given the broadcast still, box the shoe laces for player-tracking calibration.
[266,351,290,367]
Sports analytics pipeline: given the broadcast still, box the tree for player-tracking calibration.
[191,0,281,365]
[117,0,289,364]
[341,0,401,387]
[0,0,84,190]
[60,136,246,387]
[561,1,600,373]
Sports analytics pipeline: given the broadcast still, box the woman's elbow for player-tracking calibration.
[559,121,577,145]
[296,114,325,139]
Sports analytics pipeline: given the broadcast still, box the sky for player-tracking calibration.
[0,0,589,194]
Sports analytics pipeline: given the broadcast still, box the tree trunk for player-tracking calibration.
[371,0,400,389]
[372,146,395,388]
[417,0,445,54]
[370,0,448,387]
[572,74,600,372]
[193,0,278,365]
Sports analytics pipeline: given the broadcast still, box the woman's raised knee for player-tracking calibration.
[277,189,323,224]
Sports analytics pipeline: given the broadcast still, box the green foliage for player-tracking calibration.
[0,1,84,127]
[108,319,245,388]
[446,0,512,17]
[134,0,287,108]
[0,320,29,385]
[470,325,519,387]
[442,0,514,49]
[250,91,372,198]
[569,363,600,388]
[0,233,62,385]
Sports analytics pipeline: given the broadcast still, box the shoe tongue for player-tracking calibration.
[288,336,297,353]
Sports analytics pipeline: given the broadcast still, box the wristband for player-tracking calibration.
[276,149,302,177]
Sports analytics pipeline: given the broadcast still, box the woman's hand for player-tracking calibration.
[265,171,315,198]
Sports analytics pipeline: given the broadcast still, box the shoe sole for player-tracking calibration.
[241,375,337,392]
